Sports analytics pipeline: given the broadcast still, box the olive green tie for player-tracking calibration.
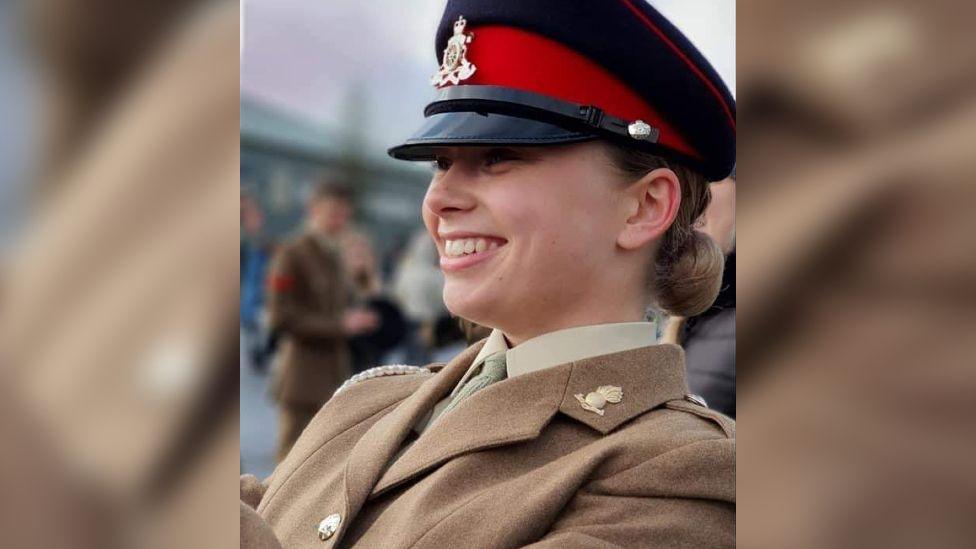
[441,351,508,416]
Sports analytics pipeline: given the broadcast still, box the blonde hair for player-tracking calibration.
[605,145,725,318]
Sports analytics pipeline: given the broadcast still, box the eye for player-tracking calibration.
[432,156,453,172]
[484,148,520,167]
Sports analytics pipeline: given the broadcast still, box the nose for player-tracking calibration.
[423,168,476,219]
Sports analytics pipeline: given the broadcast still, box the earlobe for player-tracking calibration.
[616,225,648,250]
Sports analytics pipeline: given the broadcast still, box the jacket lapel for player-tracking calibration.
[370,359,574,498]
[337,340,486,539]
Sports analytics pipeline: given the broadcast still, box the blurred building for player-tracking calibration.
[240,95,430,262]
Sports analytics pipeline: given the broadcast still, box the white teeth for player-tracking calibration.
[444,238,502,257]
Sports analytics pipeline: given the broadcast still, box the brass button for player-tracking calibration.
[317,513,342,541]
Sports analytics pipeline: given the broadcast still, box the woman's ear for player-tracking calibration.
[616,168,681,251]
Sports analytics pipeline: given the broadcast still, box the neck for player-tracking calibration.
[503,258,649,346]
[483,254,650,346]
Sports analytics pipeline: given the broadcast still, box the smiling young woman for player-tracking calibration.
[241,1,735,548]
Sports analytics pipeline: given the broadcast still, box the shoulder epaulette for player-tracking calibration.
[665,394,735,438]
[333,365,431,397]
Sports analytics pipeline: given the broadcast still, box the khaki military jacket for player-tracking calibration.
[241,337,735,548]
[268,232,352,407]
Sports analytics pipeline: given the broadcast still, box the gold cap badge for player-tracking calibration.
[432,16,477,87]
[575,385,623,416]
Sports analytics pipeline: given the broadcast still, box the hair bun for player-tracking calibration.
[654,231,725,318]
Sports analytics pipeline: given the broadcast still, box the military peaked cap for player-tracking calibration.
[389,0,735,181]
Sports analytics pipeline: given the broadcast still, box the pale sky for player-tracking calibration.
[241,0,735,150]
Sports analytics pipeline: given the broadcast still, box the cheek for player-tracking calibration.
[421,203,437,239]
[518,198,615,276]
[510,205,589,274]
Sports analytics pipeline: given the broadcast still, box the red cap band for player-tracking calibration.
[451,25,698,157]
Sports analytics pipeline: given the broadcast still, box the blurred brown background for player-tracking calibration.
[737,1,976,547]
[0,1,239,547]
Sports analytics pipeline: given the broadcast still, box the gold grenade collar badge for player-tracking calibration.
[575,385,623,416]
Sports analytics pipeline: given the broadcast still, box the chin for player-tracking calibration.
[443,282,497,328]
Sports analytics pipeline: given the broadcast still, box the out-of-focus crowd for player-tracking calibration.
[241,186,470,374]
[241,181,477,460]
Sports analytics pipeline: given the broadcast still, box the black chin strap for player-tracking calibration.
[426,85,660,144]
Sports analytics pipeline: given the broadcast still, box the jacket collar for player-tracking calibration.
[450,323,658,399]
[365,341,688,500]
[556,343,687,434]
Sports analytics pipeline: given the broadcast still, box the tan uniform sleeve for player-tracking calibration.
[523,438,735,548]
[240,474,268,510]
[241,474,283,549]
[266,245,344,341]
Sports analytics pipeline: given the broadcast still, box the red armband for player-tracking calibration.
[268,275,295,291]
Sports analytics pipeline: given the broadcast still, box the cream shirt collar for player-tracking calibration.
[451,322,657,397]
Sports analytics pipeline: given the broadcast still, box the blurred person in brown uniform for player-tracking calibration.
[267,182,379,461]
[241,1,735,547]
[0,1,240,547]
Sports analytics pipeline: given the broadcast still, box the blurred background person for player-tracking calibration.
[266,181,379,461]
[240,194,276,373]
[342,231,408,374]
[390,229,470,364]
[391,230,446,364]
